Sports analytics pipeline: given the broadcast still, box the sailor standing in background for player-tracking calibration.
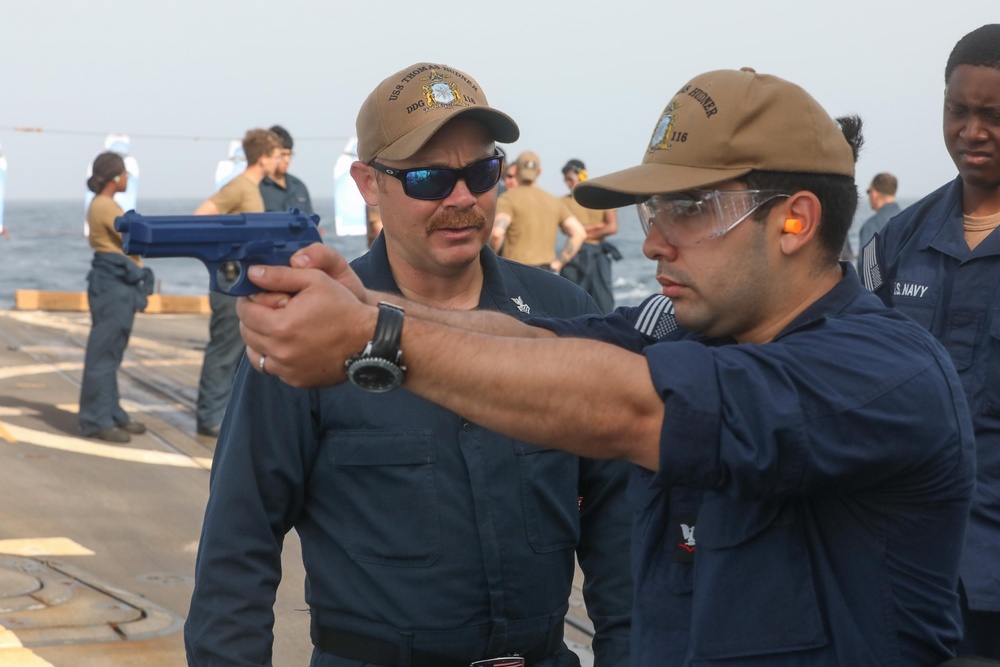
[192,128,282,438]
[559,159,620,313]
[260,125,314,216]
[490,151,587,273]
[78,152,154,443]
[855,172,901,272]
[863,23,1000,660]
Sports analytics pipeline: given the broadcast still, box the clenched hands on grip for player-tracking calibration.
[238,243,378,388]
[238,242,663,470]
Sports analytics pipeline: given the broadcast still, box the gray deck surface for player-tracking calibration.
[0,309,594,666]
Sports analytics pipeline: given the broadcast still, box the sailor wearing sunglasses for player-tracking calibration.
[238,67,975,667]
[489,151,588,275]
[185,63,633,667]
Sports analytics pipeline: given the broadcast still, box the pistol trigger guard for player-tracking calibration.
[213,261,246,295]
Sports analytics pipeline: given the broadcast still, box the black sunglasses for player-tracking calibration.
[370,150,505,200]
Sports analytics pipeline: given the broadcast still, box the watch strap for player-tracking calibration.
[369,302,405,361]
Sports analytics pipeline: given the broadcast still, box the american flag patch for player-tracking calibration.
[860,236,882,292]
[470,659,524,667]
[635,295,677,338]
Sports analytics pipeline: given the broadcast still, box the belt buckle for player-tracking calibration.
[470,657,524,667]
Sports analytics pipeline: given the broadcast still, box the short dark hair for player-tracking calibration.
[269,125,294,150]
[870,173,898,196]
[945,24,1000,83]
[562,159,586,176]
[745,115,864,264]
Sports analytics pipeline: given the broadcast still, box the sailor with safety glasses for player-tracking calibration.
[238,66,976,667]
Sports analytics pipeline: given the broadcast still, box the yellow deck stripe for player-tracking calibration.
[0,537,95,556]
[0,421,211,468]
[0,630,55,666]
[0,421,15,443]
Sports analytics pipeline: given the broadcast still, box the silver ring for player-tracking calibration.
[258,354,267,374]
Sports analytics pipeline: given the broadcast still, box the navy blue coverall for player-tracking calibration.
[185,236,634,667]
[78,252,153,436]
[537,265,975,667]
[260,173,314,215]
[863,176,1000,657]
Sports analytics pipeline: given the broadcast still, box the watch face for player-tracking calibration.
[347,357,404,393]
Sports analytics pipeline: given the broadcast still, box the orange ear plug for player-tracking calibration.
[783,218,803,234]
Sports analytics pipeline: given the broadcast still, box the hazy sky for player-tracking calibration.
[1,1,995,205]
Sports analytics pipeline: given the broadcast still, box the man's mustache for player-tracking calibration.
[427,210,488,232]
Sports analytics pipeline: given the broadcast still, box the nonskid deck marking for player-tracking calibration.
[0,631,54,667]
[0,357,200,383]
[0,311,204,357]
[55,402,183,416]
[0,362,82,381]
[0,537,94,557]
[0,421,212,469]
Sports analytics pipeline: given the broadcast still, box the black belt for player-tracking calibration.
[313,624,562,667]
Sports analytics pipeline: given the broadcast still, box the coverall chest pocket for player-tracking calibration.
[942,309,983,372]
[689,498,827,662]
[326,430,441,566]
[626,478,696,595]
[516,443,580,552]
[889,276,938,334]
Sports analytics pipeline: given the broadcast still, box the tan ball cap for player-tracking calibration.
[515,151,541,182]
[357,62,519,164]
[574,68,855,209]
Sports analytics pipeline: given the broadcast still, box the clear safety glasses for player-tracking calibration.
[370,150,505,200]
[637,189,790,246]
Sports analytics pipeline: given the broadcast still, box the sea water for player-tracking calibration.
[0,198,886,312]
[0,198,364,310]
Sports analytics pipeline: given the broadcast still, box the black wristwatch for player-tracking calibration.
[345,302,406,392]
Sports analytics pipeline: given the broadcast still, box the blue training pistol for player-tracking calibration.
[114,208,323,296]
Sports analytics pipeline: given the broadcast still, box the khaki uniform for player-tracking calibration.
[87,195,142,266]
[210,174,265,214]
[497,187,573,266]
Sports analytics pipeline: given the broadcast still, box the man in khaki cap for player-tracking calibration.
[238,67,974,666]
[186,62,633,667]
[490,151,587,274]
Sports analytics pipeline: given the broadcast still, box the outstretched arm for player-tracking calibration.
[398,315,662,469]
[241,243,553,340]
[238,248,663,470]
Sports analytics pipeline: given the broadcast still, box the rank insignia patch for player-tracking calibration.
[672,514,697,562]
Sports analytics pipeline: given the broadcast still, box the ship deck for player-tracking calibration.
[0,308,595,666]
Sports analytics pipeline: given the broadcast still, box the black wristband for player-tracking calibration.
[369,302,405,362]
[344,302,406,393]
